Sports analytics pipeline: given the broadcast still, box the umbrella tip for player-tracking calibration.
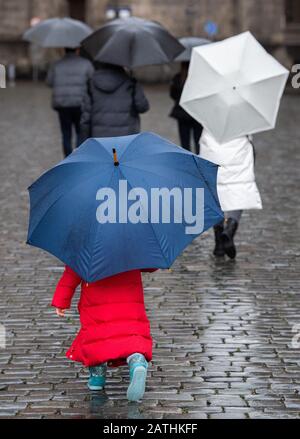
[112,148,119,166]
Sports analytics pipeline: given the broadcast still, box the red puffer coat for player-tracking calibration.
[51,266,153,367]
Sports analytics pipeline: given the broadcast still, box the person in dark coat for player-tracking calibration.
[47,48,94,157]
[170,62,203,154]
[79,63,149,141]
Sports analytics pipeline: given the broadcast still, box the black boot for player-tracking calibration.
[213,222,225,257]
[221,218,238,259]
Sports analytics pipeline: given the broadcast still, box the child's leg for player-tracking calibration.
[88,363,107,391]
[126,353,148,402]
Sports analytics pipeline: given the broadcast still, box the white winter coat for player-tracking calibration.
[199,129,262,212]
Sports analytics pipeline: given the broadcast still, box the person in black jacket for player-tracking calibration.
[79,63,149,141]
[170,62,203,154]
[47,48,94,157]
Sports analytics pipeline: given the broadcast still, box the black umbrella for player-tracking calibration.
[81,17,184,68]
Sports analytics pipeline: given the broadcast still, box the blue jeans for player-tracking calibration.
[57,107,81,157]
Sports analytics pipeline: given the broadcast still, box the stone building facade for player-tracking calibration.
[0,0,299,76]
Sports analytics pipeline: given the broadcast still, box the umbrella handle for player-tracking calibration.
[112,148,119,166]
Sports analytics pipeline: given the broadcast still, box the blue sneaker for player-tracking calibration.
[127,353,148,402]
[88,364,107,391]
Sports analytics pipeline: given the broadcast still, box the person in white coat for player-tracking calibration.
[199,129,262,259]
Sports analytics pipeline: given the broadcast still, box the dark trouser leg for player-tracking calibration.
[225,210,243,223]
[192,122,203,155]
[221,211,243,259]
[71,107,82,148]
[57,109,73,157]
[213,220,225,257]
[178,121,191,151]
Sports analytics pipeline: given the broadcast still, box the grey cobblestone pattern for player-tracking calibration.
[0,83,300,419]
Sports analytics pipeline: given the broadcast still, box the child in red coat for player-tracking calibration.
[52,266,153,401]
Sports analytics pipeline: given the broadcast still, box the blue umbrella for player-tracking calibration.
[27,132,223,282]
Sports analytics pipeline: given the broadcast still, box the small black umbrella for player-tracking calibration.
[81,17,184,68]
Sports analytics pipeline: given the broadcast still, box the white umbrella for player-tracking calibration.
[23,17,92,48]
[180,31,289,143]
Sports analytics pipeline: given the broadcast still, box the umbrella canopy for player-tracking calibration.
[27,132,223,282]
[23,17,92,48]
[176,37,211,62]
[81,16,184,68]
[180,31,289,143]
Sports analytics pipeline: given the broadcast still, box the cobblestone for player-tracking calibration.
[0,83,299,418]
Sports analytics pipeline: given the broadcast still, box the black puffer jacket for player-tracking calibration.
[80,64,149,140]
[47,53,94,109]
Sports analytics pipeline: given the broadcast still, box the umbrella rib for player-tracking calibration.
[29,162,109,208]
[191,156,223,219]
[130,31,136,69]
[82,22,121,52]
[236,89,272,125]
[29,166,109,240]
[113,134,143,161]
[145,29,181,62]
[43,19,60,47]
[64,138,113,163]
[117,133,157,161]
[122,162,223,221]
[96,23,176,67]
[140,26,173,61]
[55,157,111,168]
[121,133,196,162]
[86,167,116,279]
[181,90,218,103]
[247,73,288,87]
[217,103,233,141]
[119,166,171,268]
[194,51,226,78]
[93,30,127,62]
[238,73,287,126]
[26,17,91,48]
[122,160,201,181]
[121,159,223,254]
[239,32,252,73]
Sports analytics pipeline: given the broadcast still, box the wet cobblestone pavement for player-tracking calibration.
[0,82,300,419]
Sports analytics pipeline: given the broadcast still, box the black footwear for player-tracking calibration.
[213,222,225,257]
[221,218,238,259]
